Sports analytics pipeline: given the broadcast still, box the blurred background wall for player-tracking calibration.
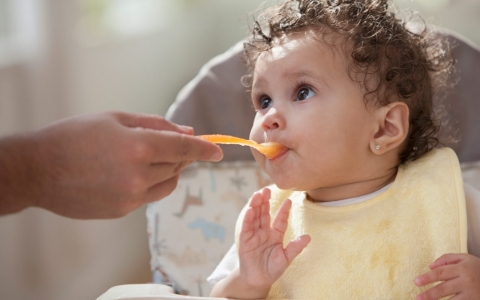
[0,0,478,299]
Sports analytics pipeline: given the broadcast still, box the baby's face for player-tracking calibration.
[250,33,380,194]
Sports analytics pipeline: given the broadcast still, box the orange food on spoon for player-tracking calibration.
[198,134,286,159]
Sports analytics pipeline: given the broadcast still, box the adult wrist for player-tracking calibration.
[0,132,44,214]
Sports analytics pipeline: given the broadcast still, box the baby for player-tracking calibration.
[208,0,480,299]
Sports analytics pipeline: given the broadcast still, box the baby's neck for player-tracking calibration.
[306,167,397,203]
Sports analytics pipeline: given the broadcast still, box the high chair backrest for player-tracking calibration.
[441,32,480,163]
[146,32,480,297]
[166,41,254,162]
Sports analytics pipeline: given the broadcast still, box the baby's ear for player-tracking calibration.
[370,102,409,154]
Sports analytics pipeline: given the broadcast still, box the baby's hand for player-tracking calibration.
[414,253,480,300]
[238,188,310,292]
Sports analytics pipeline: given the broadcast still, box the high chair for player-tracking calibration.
[98,31,480,300]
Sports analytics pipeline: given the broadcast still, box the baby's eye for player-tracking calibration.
[297,87,315,101]
[259,97,272,109]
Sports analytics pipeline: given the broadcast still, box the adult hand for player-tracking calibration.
[414,253,480,300]
[0,111,223,219]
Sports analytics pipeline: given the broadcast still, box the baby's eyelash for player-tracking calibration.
[252,93,261,105]
[293,80,314,94]
[252,92,269,108]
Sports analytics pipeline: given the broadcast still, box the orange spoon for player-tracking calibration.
[198,134,286,159]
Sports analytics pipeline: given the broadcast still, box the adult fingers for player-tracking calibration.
[416,278,461,300]
[144,130,223,162]
[146,161,191,187]
[115,111,194,134]
[144,173,180,203]
[415,265,460,287]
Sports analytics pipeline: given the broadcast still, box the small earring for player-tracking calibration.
[375,145,381,150]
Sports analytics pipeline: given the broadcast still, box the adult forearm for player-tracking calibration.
[0,111,223,219]
[0,133,42,215]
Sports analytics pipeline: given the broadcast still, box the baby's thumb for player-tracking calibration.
[285,235,311,263]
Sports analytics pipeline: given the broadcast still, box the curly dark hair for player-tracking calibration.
[243,0,454,163]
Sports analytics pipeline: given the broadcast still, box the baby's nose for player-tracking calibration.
[261,108,283,131]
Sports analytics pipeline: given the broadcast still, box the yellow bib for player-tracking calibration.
[235,148,467,299]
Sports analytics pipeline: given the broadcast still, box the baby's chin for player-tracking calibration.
[270,177,306,191]
[256,159,311,190]
[271,173,323,191]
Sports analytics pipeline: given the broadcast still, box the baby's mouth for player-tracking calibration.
[261,132,289,160]
[268,147,289,160]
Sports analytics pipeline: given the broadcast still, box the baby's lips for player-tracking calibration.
[260,142,288,159]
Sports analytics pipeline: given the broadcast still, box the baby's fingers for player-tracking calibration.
[415,279,461,300]
[242,188,272,236]
[242,205,256,234]
[272,199,292,234]
[243,192,266,231]
[429,253,466,270]
[415,265,459,287]
[259,188,271,229]
[260,187,271,202]
[284,235,311,264]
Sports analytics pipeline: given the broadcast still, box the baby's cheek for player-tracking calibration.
[249,128,262,142]
[251,150,266,166]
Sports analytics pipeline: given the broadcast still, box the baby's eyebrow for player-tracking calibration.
[252,78,267,90]
[252,70,329,91]
[287,70,330,88]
